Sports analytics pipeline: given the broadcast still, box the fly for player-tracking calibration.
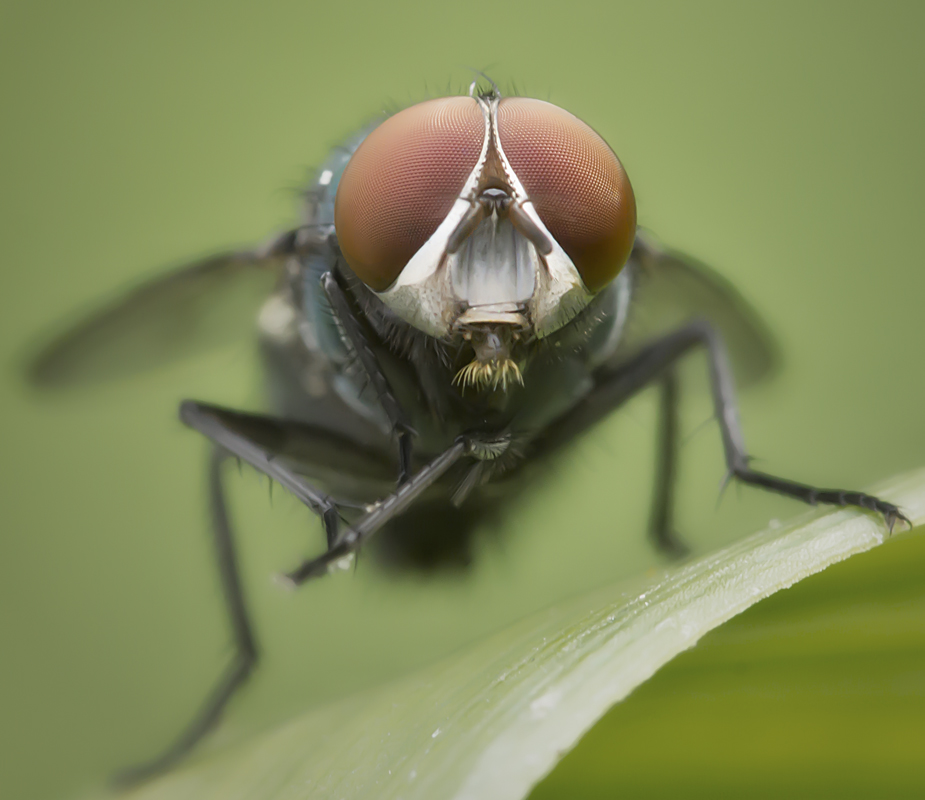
[28,80,910,785]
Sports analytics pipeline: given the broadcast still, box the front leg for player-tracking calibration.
[180,401,344,545]
[281,438,471,584]
[180,400,475,585]
[322,271,415,483]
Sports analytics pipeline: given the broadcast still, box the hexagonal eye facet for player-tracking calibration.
[497,97,636,291]
[334,96,485,291]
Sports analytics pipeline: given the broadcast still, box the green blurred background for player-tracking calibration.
[1,1,923,798]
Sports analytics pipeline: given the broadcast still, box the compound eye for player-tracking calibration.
[497,98,636,291]
[334,97,485,291]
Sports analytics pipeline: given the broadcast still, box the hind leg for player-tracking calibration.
[114,448,258,786]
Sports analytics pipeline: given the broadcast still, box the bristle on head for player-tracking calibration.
[453,357,523,392]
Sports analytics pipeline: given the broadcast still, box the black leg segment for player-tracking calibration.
[634,321,908,529]
[179,401,346,546]
[116,400,471,786]
[114,448,258,787]
[281,438,470,585]
[322,271,415,483]
[178,401,475,583]
[650,369,689,555]
[115,402,403,785]
[539,319,910,533]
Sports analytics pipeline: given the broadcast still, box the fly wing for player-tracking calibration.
[27,232,296,388]
[614,230,780,387]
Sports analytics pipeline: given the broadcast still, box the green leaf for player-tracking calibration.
[106,468,925,800]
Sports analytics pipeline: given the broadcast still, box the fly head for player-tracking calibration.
[332,86,637,393]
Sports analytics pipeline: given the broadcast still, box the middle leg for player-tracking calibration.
[534,320,909,534]
[650,368,687,555]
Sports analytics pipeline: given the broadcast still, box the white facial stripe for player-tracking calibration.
[486,97,527,201]
[381,97,491,291]
[376,97,493,335]
[374,94,595,339]
[488,99,594,336]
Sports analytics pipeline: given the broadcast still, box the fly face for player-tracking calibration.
[333,91,636,391]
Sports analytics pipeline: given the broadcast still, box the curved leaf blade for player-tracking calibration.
[104,468,925,800]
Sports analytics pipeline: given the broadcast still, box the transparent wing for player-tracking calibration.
[614,229,780,388]
[27,234,295,388]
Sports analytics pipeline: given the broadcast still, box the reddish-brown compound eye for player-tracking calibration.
[334,97,485,291]
[497,98,636,291]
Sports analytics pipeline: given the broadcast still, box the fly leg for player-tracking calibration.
[670,321,909,530]
[537,320,909,533]
[115,402,398,786]
[114,447,258,787]
[281,438,471,584]
[650,369,689,555]
[322,271,414,483]
[179,401,344,544]
[178,400,476,584]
